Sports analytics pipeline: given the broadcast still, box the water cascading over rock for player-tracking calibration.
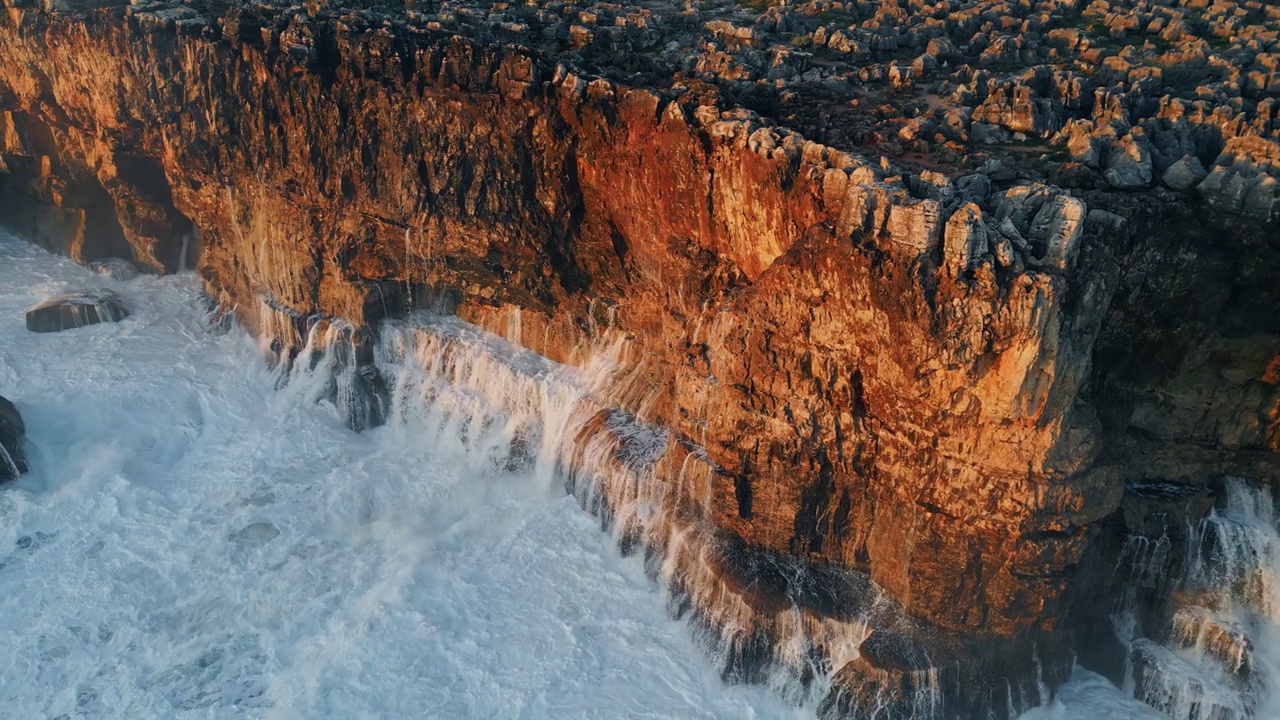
[25,289,128,333]
[267,309,1076,718]
[0,394,27,481]
[1099,478,1280,720]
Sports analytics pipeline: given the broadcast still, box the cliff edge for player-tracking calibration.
[1,0,1277,717]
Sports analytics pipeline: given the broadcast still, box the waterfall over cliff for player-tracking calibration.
[1114,478,1280,720]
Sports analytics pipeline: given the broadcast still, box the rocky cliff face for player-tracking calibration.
[1,1,1277,717]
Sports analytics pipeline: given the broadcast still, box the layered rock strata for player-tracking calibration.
[0,1,1277,718]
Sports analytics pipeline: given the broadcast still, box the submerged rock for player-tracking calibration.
[0,395,27,481]
[341,364,391,433]
[231,522,281,547]
[25,289,128,333]
[88,258,140,281]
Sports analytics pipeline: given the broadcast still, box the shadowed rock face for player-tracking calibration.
[0,395,27,481]
[0,2,1276,717]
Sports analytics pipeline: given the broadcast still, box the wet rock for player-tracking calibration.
[342,365,391,433]
[1171,605,1254,676]
[231,522,280,547]
[0,395,27,481]
[25,289,128,333]
[88,258,140,281]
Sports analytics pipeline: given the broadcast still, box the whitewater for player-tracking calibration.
[0,229,1164,719]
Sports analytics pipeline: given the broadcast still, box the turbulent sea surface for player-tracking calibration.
[0,230,1159,719]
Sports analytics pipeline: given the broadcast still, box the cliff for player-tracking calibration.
[1,1,1277,717]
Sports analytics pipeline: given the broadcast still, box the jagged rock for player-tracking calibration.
[1104,132,1155,190]
[1195,139,1280,222]
[972,121,1010,145]
[1162,155,1209,192]
[1198,163,1280,222]
[1026,194,1087,270]
[885,197,943,255]
[1085,209,1128,239]
[25,290,129,333]
[994,184,1086,270]
[909,170,955,203]
[1063,121,1105,167]
[955,174,993,204]
[943,202,990,275]
[972,80,1065,136]
[1172,606,1254,676]
[0,395,27,481]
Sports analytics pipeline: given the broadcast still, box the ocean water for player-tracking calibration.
[0,230,1159,719]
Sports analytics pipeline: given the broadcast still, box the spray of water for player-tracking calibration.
[270,312,905,712]
[1110,478,1280,720]
[0,230,809,719]
[10,229,1267,720]
[0,442,20,479]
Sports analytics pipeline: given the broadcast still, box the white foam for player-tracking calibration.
[0,231,807,719]
[1017,668,1166,720]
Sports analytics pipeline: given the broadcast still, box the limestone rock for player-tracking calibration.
[1198,160,1280,223]
[1162,155,1209,192]
[943,202,990,275]
[1026,194,1087,270]
[1104,132,1154,190]
[994,185,1086,271]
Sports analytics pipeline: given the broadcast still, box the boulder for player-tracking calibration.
[0,395,27,481]
[25,289,129,333]
[994,184,1086,271]
[1198,162,1280,223]
[1104,132,1154,190]
[971,121,1010,145]
[1026,194,1087,270]
[1162,155,1209,192]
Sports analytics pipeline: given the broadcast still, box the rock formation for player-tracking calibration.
[0,0,1276,717]
[25,289,129,333]
[0,394,27,481]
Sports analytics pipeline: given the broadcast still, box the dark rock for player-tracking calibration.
[25,289,128,333]
[0,395,28,481]
[88,258,140,281]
